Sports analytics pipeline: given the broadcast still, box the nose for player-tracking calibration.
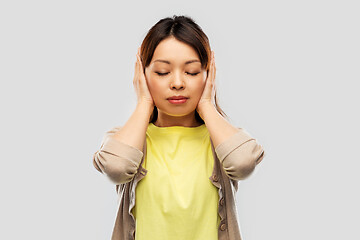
[170,71,185,89]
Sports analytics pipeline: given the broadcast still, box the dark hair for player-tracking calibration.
[139,15,229,124]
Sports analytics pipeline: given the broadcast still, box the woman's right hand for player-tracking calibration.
[133,47,154,108]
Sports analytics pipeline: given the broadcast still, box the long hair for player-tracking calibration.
[139,15,229,124]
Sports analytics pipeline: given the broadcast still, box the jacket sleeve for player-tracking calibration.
[92,126,144,185]
[214,127,265,181]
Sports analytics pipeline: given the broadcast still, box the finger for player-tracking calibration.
[136,54,144,77]
[211,52,215,83]
[206,53,211,80]
[134,55,139,83]
[207,53,213,82]
[213,53,216,82]
[138,54,144,73]
[137,54,142,76]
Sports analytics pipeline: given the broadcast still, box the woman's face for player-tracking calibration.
[144,37,207,117]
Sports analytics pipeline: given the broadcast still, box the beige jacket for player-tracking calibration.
[93,125,265,240]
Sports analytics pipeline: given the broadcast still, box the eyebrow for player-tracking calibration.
[153,59,200,65]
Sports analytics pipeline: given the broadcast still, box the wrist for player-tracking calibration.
[137,101,154,116]
[197,102,215,120]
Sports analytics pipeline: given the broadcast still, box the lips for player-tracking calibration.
[167,96,188,100]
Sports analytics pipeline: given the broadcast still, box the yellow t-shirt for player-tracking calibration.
[132,122,221,240]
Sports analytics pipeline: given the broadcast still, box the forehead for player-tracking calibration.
[151,37,200,65]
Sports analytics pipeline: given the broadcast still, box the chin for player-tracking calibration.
[159,106,197,117]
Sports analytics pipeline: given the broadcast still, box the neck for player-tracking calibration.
[154,110,202,128]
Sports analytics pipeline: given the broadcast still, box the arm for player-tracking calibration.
[198,102,265,180]
[92,101,153,184]
[214,128,265,180]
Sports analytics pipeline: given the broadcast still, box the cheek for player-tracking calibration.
[145,75,165,99]
[189,79,206,98]
[197,72,207,89]
[145,71,156,90]
[197,73,207,87]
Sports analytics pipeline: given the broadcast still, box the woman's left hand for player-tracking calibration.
[196,51,216,116]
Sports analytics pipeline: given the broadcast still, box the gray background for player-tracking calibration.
[1,0,359,239]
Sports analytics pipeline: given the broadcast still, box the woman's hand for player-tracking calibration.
[134,47,154,108]
[196,51,216,116]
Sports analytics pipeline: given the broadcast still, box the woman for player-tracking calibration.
[93,15,265,240]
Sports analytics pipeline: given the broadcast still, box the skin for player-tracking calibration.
[144,36,214,128]
[135,37,240,150]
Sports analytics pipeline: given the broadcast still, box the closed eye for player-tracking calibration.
[155,72,200,76]
[187,72,200,76]
[155,72,169,76]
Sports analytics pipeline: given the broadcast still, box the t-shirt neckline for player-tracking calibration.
[148,122,206,134]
